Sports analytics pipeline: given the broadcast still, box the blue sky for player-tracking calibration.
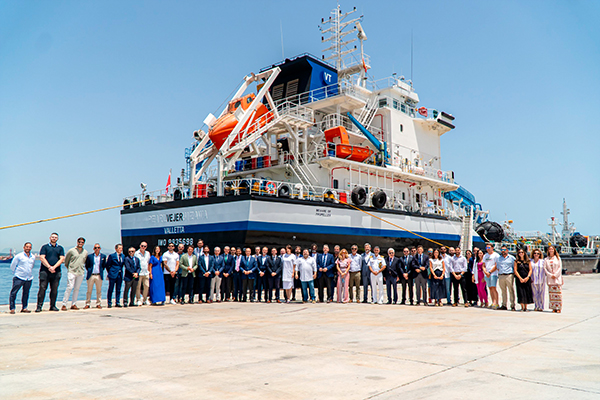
[1,0,599,252]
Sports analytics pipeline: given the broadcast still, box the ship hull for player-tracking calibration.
[121,195,484,251]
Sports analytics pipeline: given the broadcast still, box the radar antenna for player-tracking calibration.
[319,5,370,84]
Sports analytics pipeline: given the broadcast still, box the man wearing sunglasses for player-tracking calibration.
[85,243,106,309]
[61,237,89,311]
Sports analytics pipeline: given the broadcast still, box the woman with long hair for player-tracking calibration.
[473,250,488,307]
[544,245,563,313]
[530,249,546,311]
[514,248,533,311]
[148,246,166,305]
[429,249,445,306]
[335,248,351,303]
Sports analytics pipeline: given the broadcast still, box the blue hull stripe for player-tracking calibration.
[121,221,478,242]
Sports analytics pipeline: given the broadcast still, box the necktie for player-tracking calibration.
[118,254,121,263]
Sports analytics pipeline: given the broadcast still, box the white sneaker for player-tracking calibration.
[170,299,177,305]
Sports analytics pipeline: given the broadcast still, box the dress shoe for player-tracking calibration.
[276,300,282,303]
[499,306,507,310]
[107,304,112,308]
[115,304,122,308]
[70,305,79,310]
[96,305,102,309]
[84,305,90,309]
[21,309,31,313]
[400,301,406,305]
[35,307,42,313]
[129,303,135,307]
[9,309,15,314]
[123,304,128,308]
[61,305,68,311]
[266,300,271,303]
[50,306,59,312]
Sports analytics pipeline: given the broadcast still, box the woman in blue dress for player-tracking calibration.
[149,246,166,305]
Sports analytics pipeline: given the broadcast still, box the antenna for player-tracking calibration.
[319,5,365,75]
[280,20,285,60]
[410,30,414,87]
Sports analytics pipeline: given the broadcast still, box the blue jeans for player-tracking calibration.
[10,277,32,311]
[301,280,315,302]
[444,277,452,304]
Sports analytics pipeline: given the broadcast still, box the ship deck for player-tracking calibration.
[1,275,599,399]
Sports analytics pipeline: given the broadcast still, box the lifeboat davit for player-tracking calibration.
[208,93,273,150]
[324,126,374,162]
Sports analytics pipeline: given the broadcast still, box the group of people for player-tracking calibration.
[7,233,564,314]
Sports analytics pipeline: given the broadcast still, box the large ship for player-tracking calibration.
[121,6,488,252]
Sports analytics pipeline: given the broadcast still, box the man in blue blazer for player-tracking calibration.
[232,247,244,301]
[316,244,335,303]
[266,247,282,303]
[210,246,225,302]
[123,247,141,307]
[197,245,214,303]
[412,245,430,305]
[255,246,270,302]
[398,247,414,305]
[105,244,125,308]
[84,243,107,309]
[361,243,373,303]
[384,248,401,304]
[220,246,234,301]
[241,247,258,302]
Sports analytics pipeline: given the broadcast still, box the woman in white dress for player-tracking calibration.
[281,245,296,304]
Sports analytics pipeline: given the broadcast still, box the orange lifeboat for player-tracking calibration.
[324,126,374,162]
[208,93,273,150]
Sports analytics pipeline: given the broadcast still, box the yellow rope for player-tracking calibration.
[0,200,145,231]
[337,198,446,247]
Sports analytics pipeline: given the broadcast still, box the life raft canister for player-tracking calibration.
[437,170,443,178]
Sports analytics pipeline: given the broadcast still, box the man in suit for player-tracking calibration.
[241,247,258,302]
[84,243,107,309]
[193,239,204,303]
[105,244,125,308]
[232,247,243,301]
[210,246,224,302]
[412,245,430,306]
[384,248,400,304]
[361,243,373,303]
[398,247,414,305]
[220,246,234,301]
[123,247,141,307]
[255,246,270,302]
[178,245,198,304]
[316,244,335,303]
[197,245,214,303]
[266,247,282,303]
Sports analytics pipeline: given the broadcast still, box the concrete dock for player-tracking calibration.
[1,275,599,400]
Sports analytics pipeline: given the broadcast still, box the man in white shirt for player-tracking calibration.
[450,246,469,307]
[162,243,180,304]
[348,245,362,303]
[9,242,36,314]
[135,242,151,305]
[368,246,387,305]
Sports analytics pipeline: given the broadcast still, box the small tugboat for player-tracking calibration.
[121,6,488,251]
[0,249,14,264]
